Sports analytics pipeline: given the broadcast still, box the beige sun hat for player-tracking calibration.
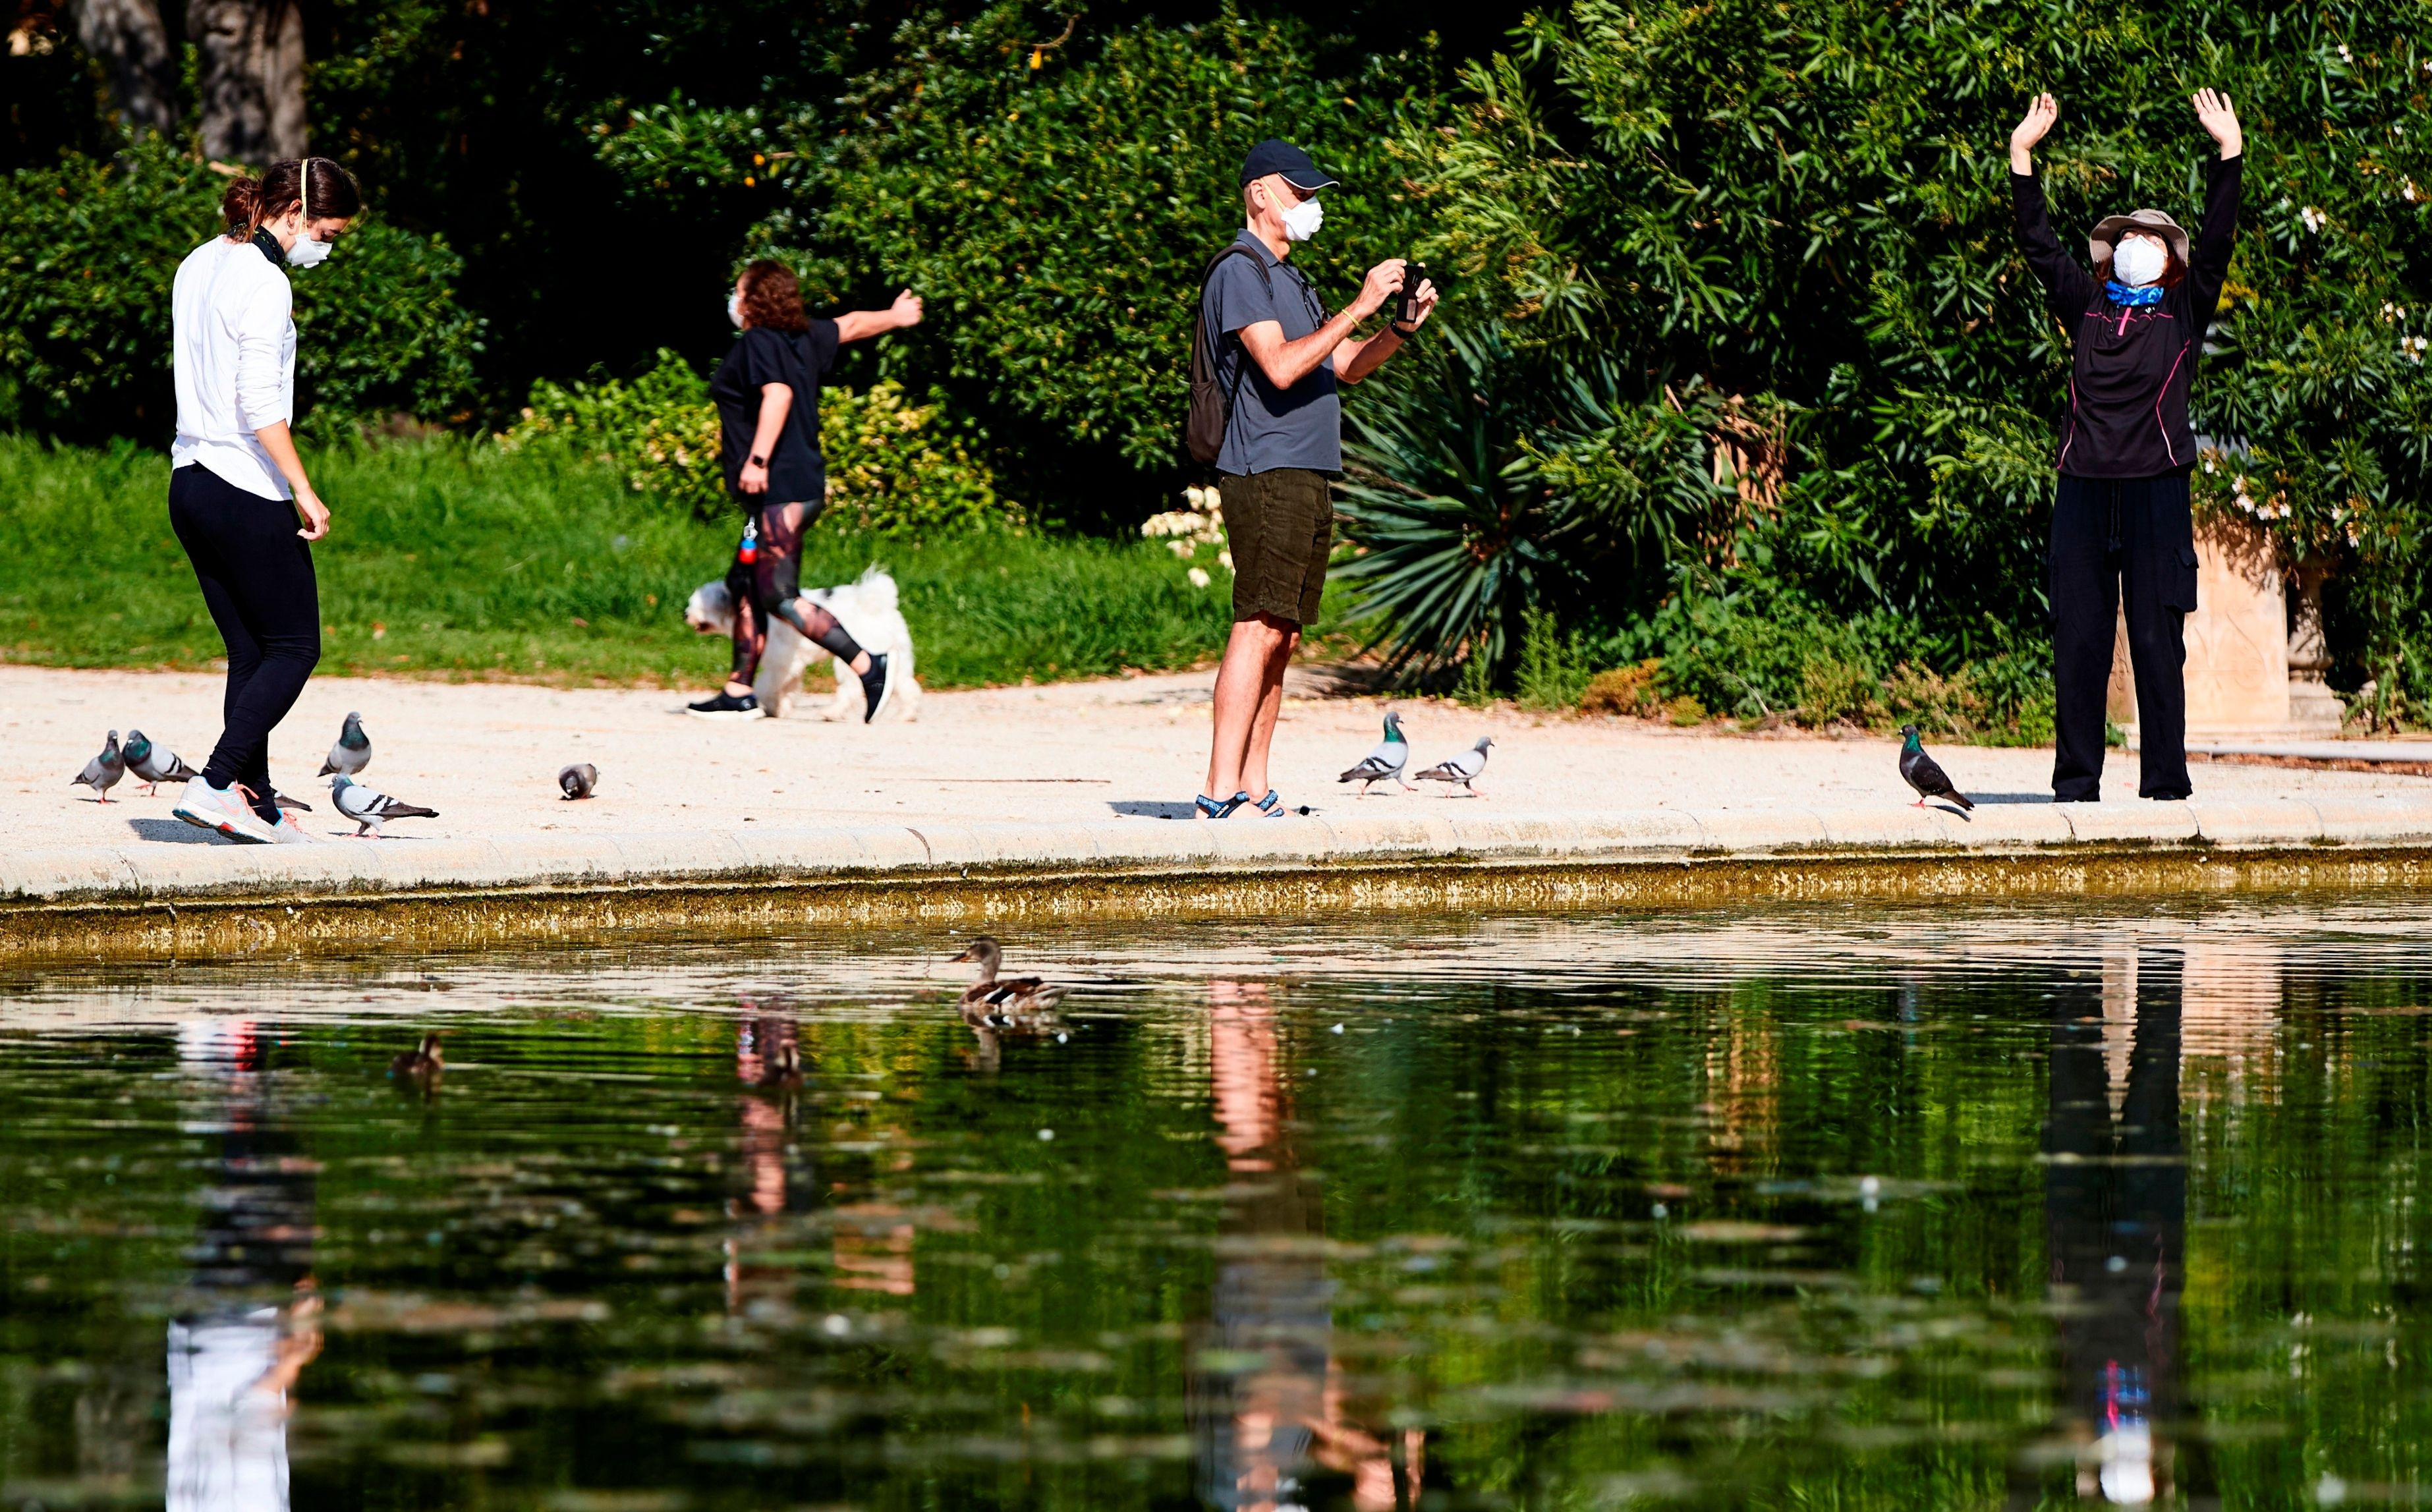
[2089,208,2190,272]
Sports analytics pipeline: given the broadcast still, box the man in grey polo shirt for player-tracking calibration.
[1195,139,1436,819]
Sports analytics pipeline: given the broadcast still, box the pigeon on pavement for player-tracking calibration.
[1415,737,1494,798]
[72,731,127,802]
[122,729,198,796]
[1338,710,1413,796]
[1898,724,1974,810]
[331,775,438,837]
[557,763,598,800]
[318,712,371,777]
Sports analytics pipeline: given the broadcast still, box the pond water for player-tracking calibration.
[3,899,2430,1511]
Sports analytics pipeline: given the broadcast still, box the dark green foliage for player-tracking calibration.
[0,140,482,443]
[735,5,1441,519]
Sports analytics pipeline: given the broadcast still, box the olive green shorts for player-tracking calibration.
[1220,468,1333,628]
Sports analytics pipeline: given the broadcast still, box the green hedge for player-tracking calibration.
[0,138,483,443]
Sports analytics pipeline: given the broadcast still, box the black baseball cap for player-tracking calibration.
[1239,139,1339,191]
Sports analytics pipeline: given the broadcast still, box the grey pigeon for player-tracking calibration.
[72,731,127,802]
[1415,736,1494,797]
[318,711,371,777]
[558,762,598,800]
[1898,724,1973,810]
[273,791,313,812]
[122,729,198,796]
[331,774,438,837]
[1337,710,1412,796]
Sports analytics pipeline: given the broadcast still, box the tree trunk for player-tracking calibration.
[67,0,181,137]
[188,0,306,165]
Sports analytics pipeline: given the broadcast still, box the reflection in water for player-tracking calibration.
[1193,982,1410,1512]
[167,1021,321,1512]
[2043,952,2188,1507]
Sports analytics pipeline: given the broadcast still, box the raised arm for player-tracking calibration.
[835,289,923,344]
[2184,90,2245,337]
[2008,92,2091,318]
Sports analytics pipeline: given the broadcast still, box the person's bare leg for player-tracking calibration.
[1237,625,1299,800]
[1203,614,1293,806]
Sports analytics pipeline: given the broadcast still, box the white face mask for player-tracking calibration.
[284,231,332,268]
[1279,194,1324,243]
[727,291,746,329]
[2111,236,2167,287]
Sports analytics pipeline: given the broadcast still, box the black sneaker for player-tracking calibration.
[858,653,895,724]
[687,689,764,720]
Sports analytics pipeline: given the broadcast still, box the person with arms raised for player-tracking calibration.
[2010,90,2244,802]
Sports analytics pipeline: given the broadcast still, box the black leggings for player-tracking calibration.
[729,499,862,684]
[169,464,321,812]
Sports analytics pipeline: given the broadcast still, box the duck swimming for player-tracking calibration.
[389,1032,444,1078]
[949,936,1069,1031]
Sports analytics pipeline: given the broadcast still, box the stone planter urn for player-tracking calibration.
[2107,515,2342,738]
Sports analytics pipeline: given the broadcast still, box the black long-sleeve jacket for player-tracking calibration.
[2011,155,2242,478]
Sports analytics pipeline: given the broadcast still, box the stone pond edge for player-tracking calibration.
[7,795,2432,909]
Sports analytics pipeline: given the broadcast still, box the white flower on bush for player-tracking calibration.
[1187,567,1212,588]
[2299,205,2330,233]
[1140,487,1230,568]
[2403,335,2429,364]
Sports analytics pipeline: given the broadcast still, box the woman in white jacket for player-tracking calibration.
[167,157,359,845]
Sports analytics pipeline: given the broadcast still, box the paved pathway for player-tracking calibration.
[7,663,2424,856]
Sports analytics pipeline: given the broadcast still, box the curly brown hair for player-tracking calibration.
[737,259,809,333]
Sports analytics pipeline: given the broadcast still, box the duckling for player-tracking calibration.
[949,936,1069,1031]
[389,1032,444,1079]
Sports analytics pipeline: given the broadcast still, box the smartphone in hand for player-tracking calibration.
[1397,263,1430,325]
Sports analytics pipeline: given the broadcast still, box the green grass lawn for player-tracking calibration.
[0,437,1334,688]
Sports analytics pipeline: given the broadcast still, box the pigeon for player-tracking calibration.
[331,774,438,837]
[318,711,371,777]
[273,791,313,812]
[557,763,598,800]
[122,729,200,796]
[72,731,126,802]
[1415,736,1494,797]
[1897,724,1973,810]
[1338,710,1413,796]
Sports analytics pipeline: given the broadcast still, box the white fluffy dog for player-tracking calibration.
[684,566,922,721]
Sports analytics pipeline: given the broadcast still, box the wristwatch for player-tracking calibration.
[748,453,767,467]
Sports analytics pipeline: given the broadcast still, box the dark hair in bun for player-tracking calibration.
[220,157,364,236]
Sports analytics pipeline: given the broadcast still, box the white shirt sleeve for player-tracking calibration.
[231,276,293,434]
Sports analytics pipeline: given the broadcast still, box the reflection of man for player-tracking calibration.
[1191,982,1411,1512]
[168,1021,322,1512]
[2041,953,2192,1507]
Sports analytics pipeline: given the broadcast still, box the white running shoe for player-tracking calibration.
[266,807,318,844]
[171,778,279,845]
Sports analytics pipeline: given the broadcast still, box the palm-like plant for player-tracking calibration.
[1336,323,1567,677]
[1336,322,1736,677]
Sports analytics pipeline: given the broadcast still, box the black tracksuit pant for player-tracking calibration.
[169,464,322,815]
[2049,472,2197,802]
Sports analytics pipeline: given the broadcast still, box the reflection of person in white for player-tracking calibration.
[167,1021,322,1512]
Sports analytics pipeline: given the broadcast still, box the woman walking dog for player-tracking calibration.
[2010,88,2244,802]
[168,156,362,844]
[687,260,921,722]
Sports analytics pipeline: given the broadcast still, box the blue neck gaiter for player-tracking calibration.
[2105,279,2166,308]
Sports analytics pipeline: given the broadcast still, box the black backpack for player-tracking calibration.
[1185,243,1270,465]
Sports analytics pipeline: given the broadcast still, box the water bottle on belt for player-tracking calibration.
[735,516,759,567]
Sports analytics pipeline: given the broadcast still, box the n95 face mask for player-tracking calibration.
[285,235,333,269]
[1280,195,1324,243]
[2111,237,2167,288]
